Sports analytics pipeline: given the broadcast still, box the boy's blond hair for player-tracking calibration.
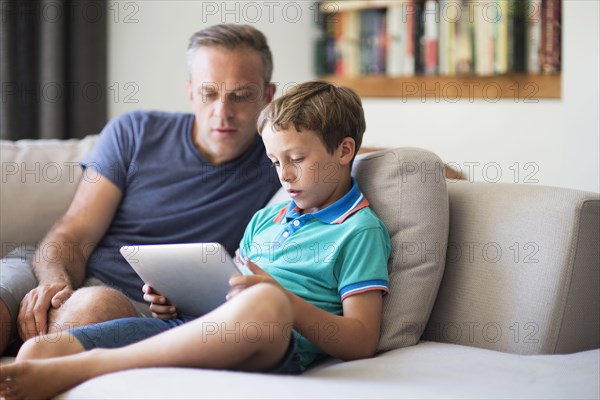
[257,81,366,158]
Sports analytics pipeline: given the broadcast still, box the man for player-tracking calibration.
[0,24,281,354]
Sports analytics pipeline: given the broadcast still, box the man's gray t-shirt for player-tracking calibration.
[80,110,281,302]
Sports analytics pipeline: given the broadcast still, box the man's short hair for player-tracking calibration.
[187,24,273,83]
[257,81,366,156]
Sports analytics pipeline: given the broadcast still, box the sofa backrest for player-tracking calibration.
[0,136,98,257]
[423,181,600,355]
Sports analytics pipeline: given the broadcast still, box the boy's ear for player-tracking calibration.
[338,137,356,165]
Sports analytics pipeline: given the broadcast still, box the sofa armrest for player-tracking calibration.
[423,181,599,354]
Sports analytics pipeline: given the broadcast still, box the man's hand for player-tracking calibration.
[18,283,73,340]
[226,258,287,301]
[142,284,177,319]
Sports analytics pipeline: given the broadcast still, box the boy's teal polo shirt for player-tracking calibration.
[239,179,391,370]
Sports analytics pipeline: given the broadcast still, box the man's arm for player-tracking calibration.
[18,175,123,339]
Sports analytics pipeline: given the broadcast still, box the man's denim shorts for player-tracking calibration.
[69,315,302,375]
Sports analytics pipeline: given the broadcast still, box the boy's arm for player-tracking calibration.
[231,260,383,361]
[290,289,383,360]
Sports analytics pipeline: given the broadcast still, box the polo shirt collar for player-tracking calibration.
[274,178,370,225]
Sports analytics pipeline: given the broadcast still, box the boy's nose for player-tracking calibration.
[280,164,298,183]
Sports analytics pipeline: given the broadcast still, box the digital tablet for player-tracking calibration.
[120,242,241,317]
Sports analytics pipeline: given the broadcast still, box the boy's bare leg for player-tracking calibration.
[16,331,85,361]
[0,283,293,400]
[0,300,11,354]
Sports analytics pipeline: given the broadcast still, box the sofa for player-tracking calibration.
[1,135,599,399]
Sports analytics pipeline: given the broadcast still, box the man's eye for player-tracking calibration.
[271,161,280,168]
[291,158,304,163]
[202,92,217,99]
[232,93,251,102]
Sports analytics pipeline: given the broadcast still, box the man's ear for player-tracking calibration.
[339,137,356,166]
[263,83,277,104]
[185,80,194,103]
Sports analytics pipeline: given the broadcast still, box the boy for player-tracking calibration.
[0,82,390,399]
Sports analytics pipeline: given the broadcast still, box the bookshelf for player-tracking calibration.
[315,0,562,99]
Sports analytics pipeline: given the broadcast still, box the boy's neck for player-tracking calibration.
[301,174,353,215]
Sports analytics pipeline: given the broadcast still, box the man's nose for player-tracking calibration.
[214,95,234,119]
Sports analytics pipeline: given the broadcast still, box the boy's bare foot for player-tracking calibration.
[0,355,96,400]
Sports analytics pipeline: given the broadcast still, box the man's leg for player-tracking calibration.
[17,283,141,361]
[1,283,294,399]
[0,301,11,355]
[46,285,139,335]
[0,246,37,354]
[1,246,142,355]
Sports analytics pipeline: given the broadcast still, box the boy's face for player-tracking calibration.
[261,124,355,214]
[186,46,276,165]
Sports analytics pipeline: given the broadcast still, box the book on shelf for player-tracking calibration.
[512,0,527,73]
[438,0,457,76]
[314,0,561,78]
[423,0,439,76]
[359,8,387,75]
[541,0,561,73]
[386,3,405,76]
[527,0,542,74]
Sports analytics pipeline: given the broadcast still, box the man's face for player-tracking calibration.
[186,46,275,165]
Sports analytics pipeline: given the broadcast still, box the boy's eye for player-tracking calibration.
[271,161,280,168]
[291,158,304,163]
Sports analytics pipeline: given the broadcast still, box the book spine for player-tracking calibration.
[526,0,542,74]
[324,12,338,75]
[446,2,456,76]
[512,0,527,73]
[423,0,439,75]
[348,10,361,77]
[359,10,371,75]
[495,0,509,74]
[375,9,387,75]
[404,0,416,75]
[541,0,561,73]
[386,4,405,76]
[339,10,360,77]
[414,0,426,74]
[474,0,495,76]
[313,6,328,76]
[438,0,449,75]
[455,0,473,74]
[334,11,345,76]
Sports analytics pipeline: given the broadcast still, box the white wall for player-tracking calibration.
[108,0,599,192]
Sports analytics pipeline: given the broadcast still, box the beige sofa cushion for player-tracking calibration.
[353,148,449,352]
[52,342,600,399]
[0,136,97,257]
[424,181,600,354]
